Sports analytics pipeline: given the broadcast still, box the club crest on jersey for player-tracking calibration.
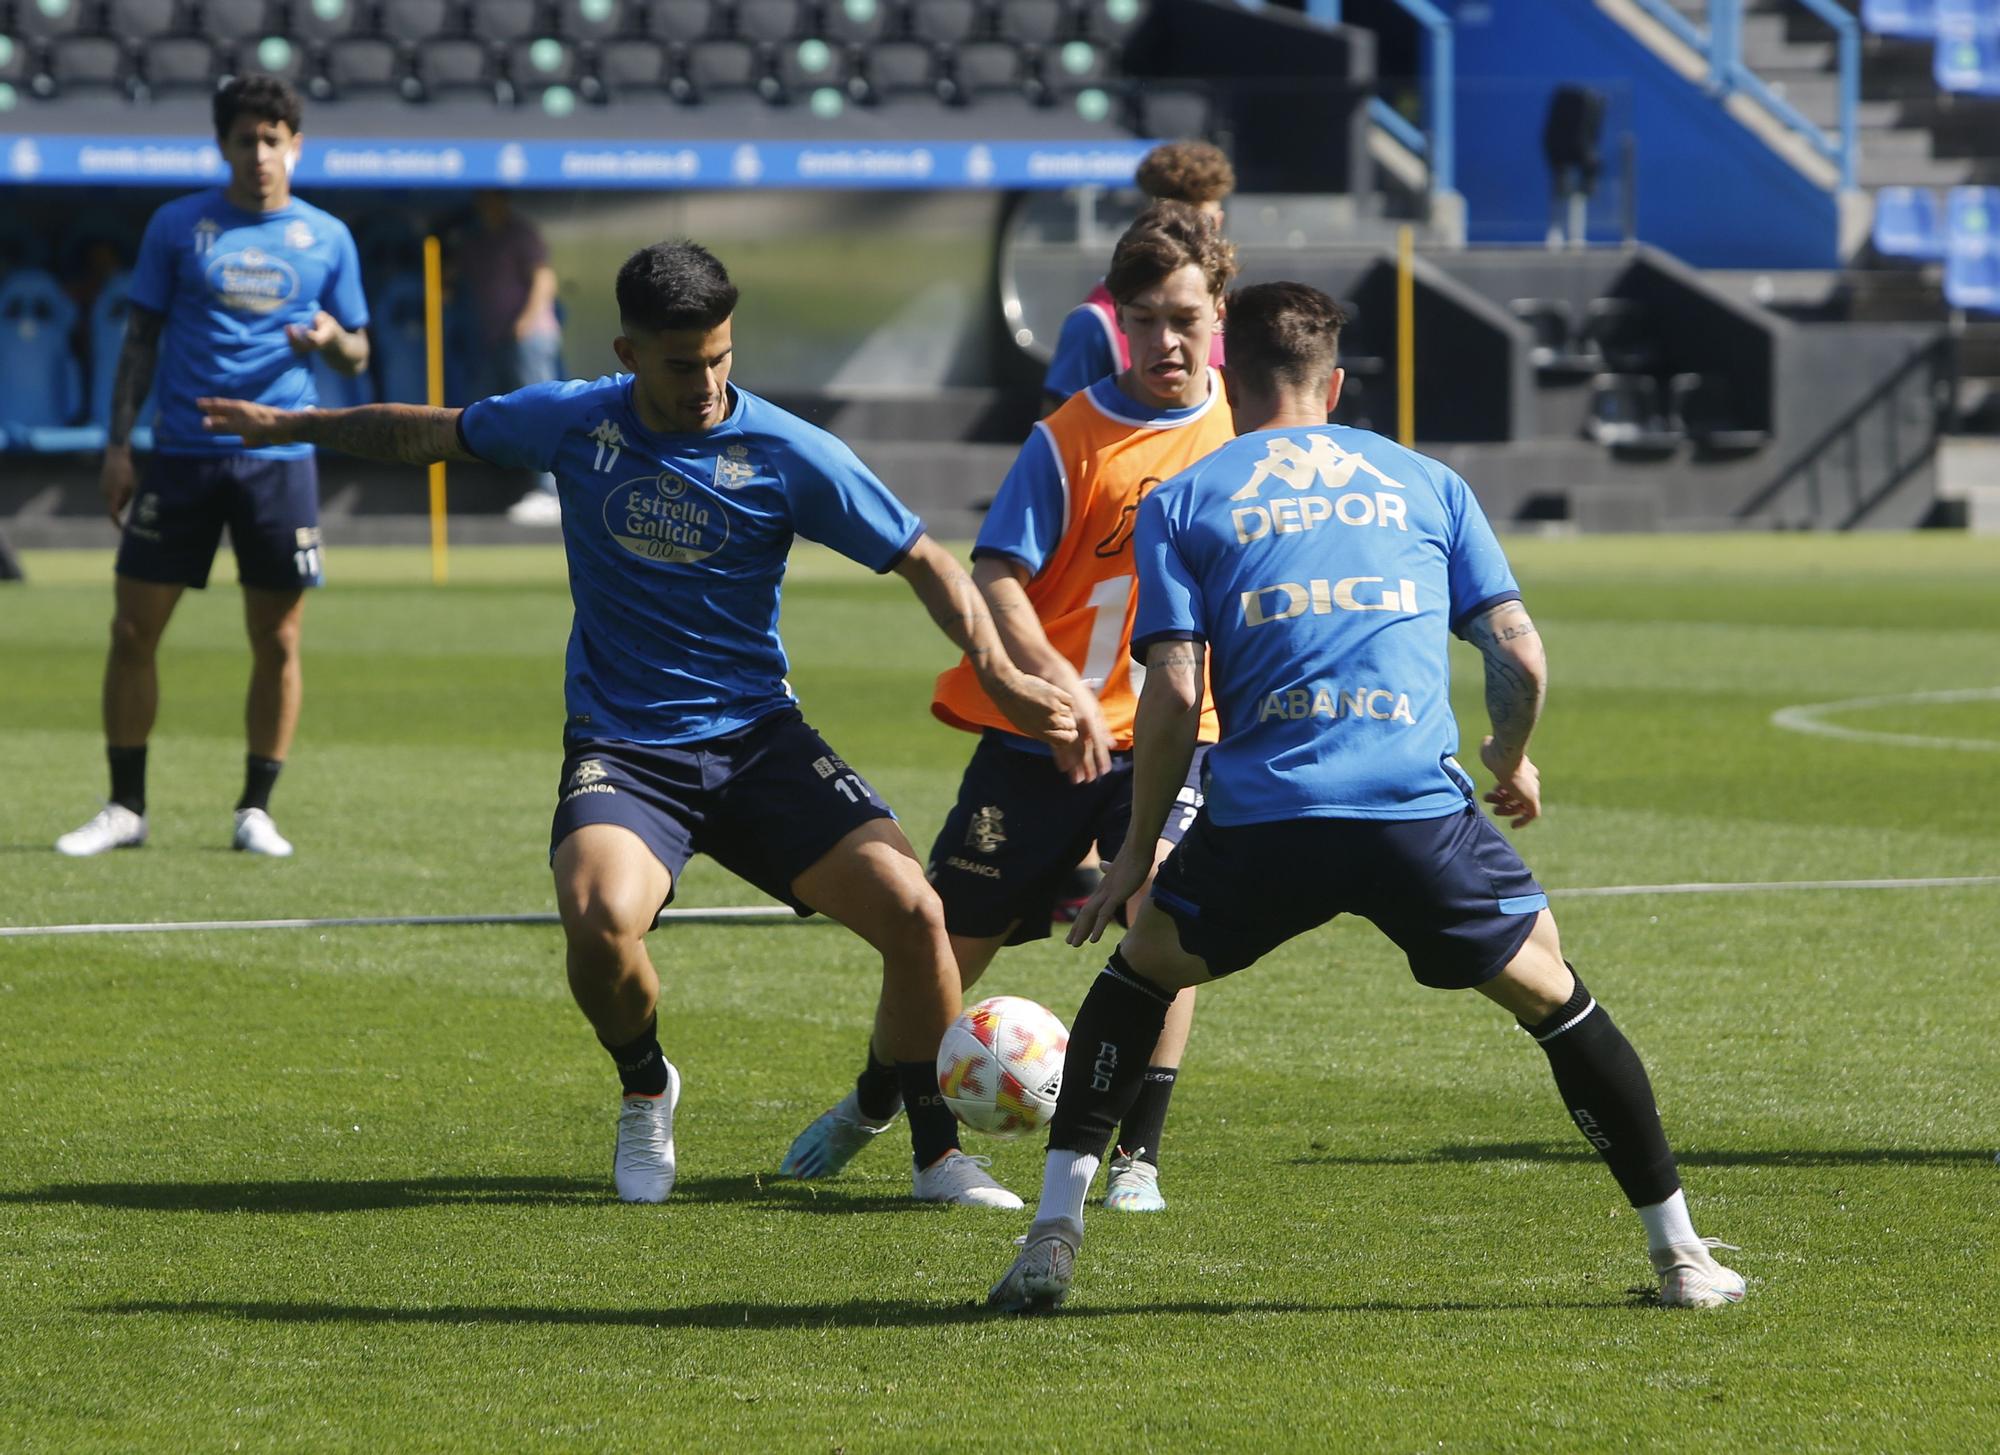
[713,444,758,491]
[284,221,316,251]
[965,806,1007,854]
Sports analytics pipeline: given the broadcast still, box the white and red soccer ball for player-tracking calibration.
[935,995,1069,1138]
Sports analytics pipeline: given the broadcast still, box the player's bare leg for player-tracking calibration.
[1479,911,1745,1308]
[233,585,304,855]
[554,823,680,1201]
[789,820,1022,1206]
[58,575,182,855]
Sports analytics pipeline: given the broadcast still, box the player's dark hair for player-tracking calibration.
[616,240,740,333]
[212,75,303,140]
[1223,282,1347,394]
[1134,141,1236,206]
[1104,201,1237,306]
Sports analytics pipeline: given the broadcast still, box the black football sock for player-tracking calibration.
[107,745,147,815]
[602,1016,669,1097]
[854,1039,903,1122]
[1046,950,1177,1160]
[1521,967,1681,1207]
[1116,1067,1179,1168]
[897,1060,960,1168]
[236,753,283,814]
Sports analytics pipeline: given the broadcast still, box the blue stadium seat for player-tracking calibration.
[311,351,378,410]
[0,269,91,451]
[368,272,430,405]
[1936,0,2000,36]
[1862,0,1938,38]
[1935,29,2000,90]
[1873,186,1947,260]
[1945,185,2000,312]
[87,271,157,453]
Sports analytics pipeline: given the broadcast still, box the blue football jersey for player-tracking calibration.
[128,189,369,459]
[1133,425,1521,824]
[460,377,925,745]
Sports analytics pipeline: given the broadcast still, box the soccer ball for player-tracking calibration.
[935,995,1069,1138]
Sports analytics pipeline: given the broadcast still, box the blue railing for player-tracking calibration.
[1244,0,1456,195]
[1630,0,1860,188]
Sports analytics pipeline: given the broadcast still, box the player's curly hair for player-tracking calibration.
[1134,141,1236,207]
[1223,282,1348,392]
[213,75,303,140]
[1104,201,1238,305]
[616,240,741,333]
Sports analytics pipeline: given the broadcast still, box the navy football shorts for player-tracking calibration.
[115,452,324,592]
[1150,803,1549,989]
[928,730,1208,945]
[550,707,897,915]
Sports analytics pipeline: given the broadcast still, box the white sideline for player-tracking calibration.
[1,878,1997,938]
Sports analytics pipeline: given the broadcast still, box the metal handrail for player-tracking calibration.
[1281,0,1456,195]
[1630,0,1859,189]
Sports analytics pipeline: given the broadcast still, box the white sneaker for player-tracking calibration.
[55,803,148,857]
[1102,1149,1166,1212]
[232,807,294,857]
[506,490,562,525]
[1652,1238,1748,1308]
[987,1215,1083,1313]
[614,1060,681,1203]
[912,1150,1024,1209]
[779,1087,900,1178]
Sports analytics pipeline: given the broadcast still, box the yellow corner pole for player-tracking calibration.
[423,234,448,585]
[1396,225,1416,447]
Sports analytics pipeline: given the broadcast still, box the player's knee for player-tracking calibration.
[108,612,161,661]
[250,622,301,669]
[559,887,648,960]
[871,875,948,962]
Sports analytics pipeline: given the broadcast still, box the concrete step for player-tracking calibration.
[1858,154,1979,187]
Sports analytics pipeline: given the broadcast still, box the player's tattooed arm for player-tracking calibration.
[1464,600,1548,828]
[197,399,474,463]
[107,306,163,450]
[895,535,1077,746]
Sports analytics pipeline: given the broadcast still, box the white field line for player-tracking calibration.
[2,878,1997,938]
[1770,686,2000,752]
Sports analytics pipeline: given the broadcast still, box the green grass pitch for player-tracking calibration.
[2,535,1996,1452]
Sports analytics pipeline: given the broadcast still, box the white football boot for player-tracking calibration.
[55,804,148,857]
[614,1060,682,1203]
[779,1088,900,1178]
[987,1215,1084,1313]
[912,1151,1024,1208]
[232,807,294,857]
[1653,1239,1748,1308]
[1102,1150,1167,1212]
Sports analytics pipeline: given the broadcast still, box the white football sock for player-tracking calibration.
[1038,1150,1100,1227]
[1637,1188,1699,1252]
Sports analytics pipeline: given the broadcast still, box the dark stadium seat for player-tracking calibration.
[1078,0,1145,43]
[1508,298,1598,377]
[992,0,1067,45]
[140,34,223,94]
[1669,373,1770,453]
[909,0,981,45]
[772,37,852,101]
[1042,37,1109,94]
[41,35,133,99]
[1578,298,1658,374]
[1131,82,1209,138]
[0,33,35,89]
[201,0,276,43]
[646,0,720,44]
[321,35,407,97]
[952,38,1024,95]
[683,38,760,98]
[381,0,460,47]
[107,0,184,40]
[594,35,674,96]
[412,35,495,99]
[823,0,892,46]
[554,0,633,43]
[508,36,591,107]
[480,0,545,44]
[861,38,945,100]
[12,0,91,41]
[1585,373,1681,452]
[736,0,807,44]
[241,33,312,84]
[287,0,369,45]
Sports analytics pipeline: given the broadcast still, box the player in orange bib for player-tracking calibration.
[783,204,1238,1213]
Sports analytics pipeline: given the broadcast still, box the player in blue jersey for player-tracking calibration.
[198,241,1078,1209]
[56,76,371,861]
[989,282,1748,1313]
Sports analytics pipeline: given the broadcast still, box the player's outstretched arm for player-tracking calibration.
[100,305,164,525]
[974,557,1115,783]
[1464,599,1548,828]
[1067,638,1205,946]
[893,534,1077,748]
[198,399,474,465]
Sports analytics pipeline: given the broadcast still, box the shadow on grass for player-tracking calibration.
[0,1173,960,1215]
[95,1292,1627,1328]
[1292,1142,1995,1169]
